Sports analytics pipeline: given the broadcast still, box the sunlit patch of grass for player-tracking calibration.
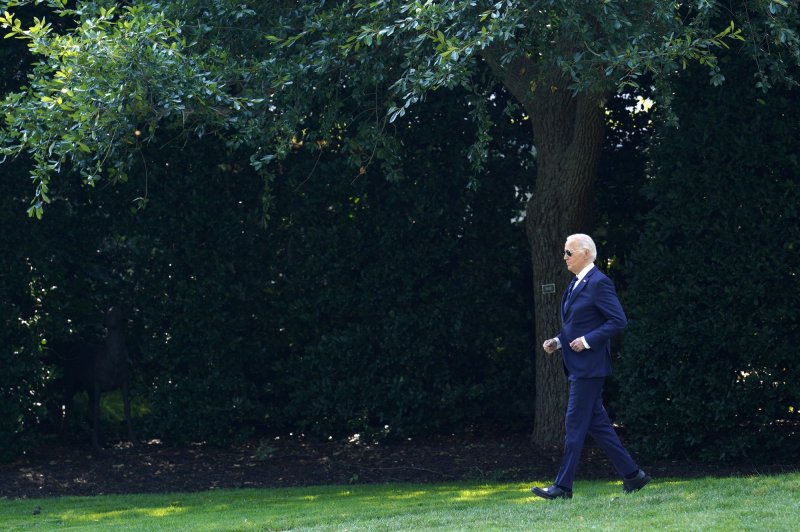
[453,487,496,501]
[63,503,189,522]
[388,490,429,500]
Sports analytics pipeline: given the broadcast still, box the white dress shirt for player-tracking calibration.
[554,263,594,350]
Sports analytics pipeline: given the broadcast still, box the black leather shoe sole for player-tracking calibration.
[531,486,573,499]
[623,470,652,494]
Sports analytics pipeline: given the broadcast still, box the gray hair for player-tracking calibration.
[567,233,597,261]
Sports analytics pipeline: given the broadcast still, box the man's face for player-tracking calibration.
[563,239,590,275]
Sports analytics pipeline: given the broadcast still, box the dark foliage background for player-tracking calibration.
[616,55,800,462]
[0,84,539,453]
[2,3,798,466]
[134,87,537,444]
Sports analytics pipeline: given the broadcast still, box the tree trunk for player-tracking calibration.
[482,54,608,447]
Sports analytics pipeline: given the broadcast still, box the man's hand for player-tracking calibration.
[569,338,586,352]
[543,338,558,353]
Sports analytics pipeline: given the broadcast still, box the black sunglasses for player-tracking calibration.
[563,249,580,257]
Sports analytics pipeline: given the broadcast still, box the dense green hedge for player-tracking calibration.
[135,89,534,443]
[0,163,46,461]
[617,57,800,462]
[268,154,534,439]
[4,44,798,465]
[0,88,536,454]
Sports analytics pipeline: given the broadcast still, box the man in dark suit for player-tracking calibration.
[531,233,651,500]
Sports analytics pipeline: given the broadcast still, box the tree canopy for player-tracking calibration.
[2,1,797,215]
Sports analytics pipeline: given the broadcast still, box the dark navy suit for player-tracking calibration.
[553,266,637,490]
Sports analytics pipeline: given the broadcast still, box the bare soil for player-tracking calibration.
[2,433,797,499]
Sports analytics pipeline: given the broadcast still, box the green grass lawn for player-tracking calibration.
[1,473,798,531]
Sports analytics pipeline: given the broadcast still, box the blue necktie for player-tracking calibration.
[564,277,578,309]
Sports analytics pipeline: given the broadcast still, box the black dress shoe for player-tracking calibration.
[531,484,573,499]
[622,469,652,493]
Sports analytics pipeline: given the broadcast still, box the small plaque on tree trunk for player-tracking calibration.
[541,283,556,294]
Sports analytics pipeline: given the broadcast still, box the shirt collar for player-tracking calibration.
[575,263,595,283]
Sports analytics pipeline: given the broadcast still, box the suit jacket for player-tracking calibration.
[558,266,627,378]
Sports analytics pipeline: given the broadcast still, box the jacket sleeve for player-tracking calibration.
[583,276,627,348]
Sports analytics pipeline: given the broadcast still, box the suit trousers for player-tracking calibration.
[554,376,637,490]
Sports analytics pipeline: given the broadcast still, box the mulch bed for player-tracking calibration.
[2,433,798,499]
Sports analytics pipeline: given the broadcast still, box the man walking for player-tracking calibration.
[531,233,650,500]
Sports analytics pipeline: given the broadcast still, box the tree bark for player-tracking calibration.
[482,52,608,446]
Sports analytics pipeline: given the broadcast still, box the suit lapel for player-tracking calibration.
[571,269,594,300]
[564,268,595,315]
